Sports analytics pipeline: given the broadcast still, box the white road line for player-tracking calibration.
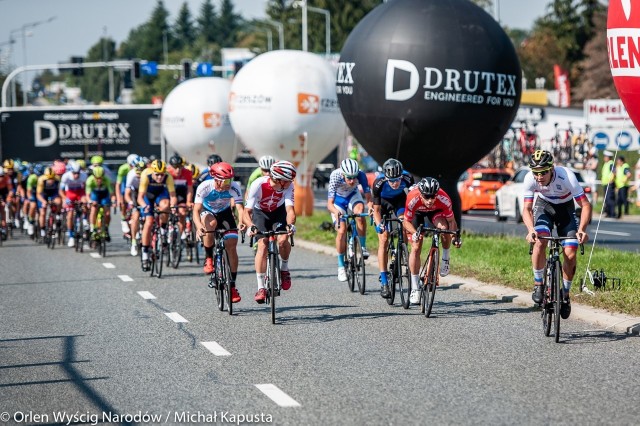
[118,275,133,282]
[165,312,188,323]
[137,291,156,300]
[255,384,301,407]
[90,253,102,258]
[462,216,498,223]
[595,230,631,237]
[103,263,116,269]
[200,341,231,356]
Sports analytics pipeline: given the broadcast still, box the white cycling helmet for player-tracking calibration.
[127,154,140,167]
[258,155,276,170]
[270,160,297,182]
[340,158,359,178]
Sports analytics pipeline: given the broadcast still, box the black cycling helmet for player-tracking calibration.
[417,177,440,198]
[529,149,553,170]
[382,158,403,179]
[169,154,184,167]
[207,154,223,166]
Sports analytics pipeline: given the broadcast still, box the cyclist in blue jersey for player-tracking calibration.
[371,158,415,298]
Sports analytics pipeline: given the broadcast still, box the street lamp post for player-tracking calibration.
[292,1,308,52]
[246,25,273,52]
[162,30,169,65]
[265,20,285,50]
[307,6,331,56]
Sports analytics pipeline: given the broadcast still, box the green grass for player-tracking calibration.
[297,211,640,316]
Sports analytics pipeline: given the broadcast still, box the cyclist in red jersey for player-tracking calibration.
[403,177,461,305]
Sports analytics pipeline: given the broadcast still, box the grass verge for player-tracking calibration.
[297,211,640,317]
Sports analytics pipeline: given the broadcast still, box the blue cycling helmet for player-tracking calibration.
[33,164,45,176]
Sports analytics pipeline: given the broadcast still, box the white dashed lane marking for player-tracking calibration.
[255,384,301,407]
[118,275,133,282]
[137,291,156,300]
[200,341,231,356]
[90,253,102,258]
[103,263,116,269]
[165,312,188,323]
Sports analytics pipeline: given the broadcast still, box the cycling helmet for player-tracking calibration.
[270,160,297,182]
[151,159,166,174]
[33,164,44,176]
[70,163,81,173]
[207,154,223,166]
[258,155,276,170]
[43,167,56,179]
[383,158,403,179]
[417,177,440,198]
[169,154,185,167]
[76,159,86,169]
[529,149,553,170]
[3,159,15,170]
[186,163,200,178]
[90,155,103,165]
[209,162,234,180]
[19,163,29,175]
[53,161,66,176]
[148,155,157,163]
[141,156,150,165]
[340,158,359,178]
[92,166,105,178]
[127,153,140,167]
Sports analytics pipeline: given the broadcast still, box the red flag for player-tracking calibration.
[554,64,571,107]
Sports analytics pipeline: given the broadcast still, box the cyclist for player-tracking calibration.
[137,159,177,271]
[327,158,373,282]
[36,167,62,240]
[25,164,43,236]
[186,163,201,194]
[85,166,113,241]
[371,158,415,298]
[193,162,245,303]
[59,162,88,247]
[124,160,146,256]
[403,177,461,305]
[244,160,297,303]
[0,166,12,239]
[167,154,194,241]
[115,154,139,238]
[524,149,591,319]
[3,159,24,232]
[245,155,276,197]
[196,154,223,186]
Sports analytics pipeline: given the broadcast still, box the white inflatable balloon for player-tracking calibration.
[162,77,237,168]
[229,50,345,185]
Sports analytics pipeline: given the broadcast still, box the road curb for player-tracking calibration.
[294,238,640,336]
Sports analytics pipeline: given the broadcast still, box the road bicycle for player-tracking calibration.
[166,208,182,269]
[205,228,241,315]
[251,228,294,325]
[343,212,368,294]
[530,235,583,343]
[90,204,108,257]
[380,215,411,308]
[416,225,460,318]
[71,201,86,253]
[148,208,171,278]
[43,201,63,250]
[184,207,201,264]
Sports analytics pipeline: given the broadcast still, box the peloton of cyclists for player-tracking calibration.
[371,158,415,299]
[327,158,373,282]
[193,161,246,303]
[402,177,462,305]
[524,149,591,320]
[244,161,297,304]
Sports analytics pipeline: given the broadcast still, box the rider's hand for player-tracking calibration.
[368,207,374,216]
[375,223,385,234]
[248,225,258,237]
[453,237,463,248]
[197,227,206,239]
[238,222,247,232]
[143,204,151,214]
[412,231,421,242]
[526,232,537,244]
[577,231,588,244]
[287,224,296,235]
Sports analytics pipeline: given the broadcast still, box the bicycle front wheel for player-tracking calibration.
[386,243,396,306]
[215,255,224,312]
[223,250,233,315]
[353,237,366,295]
[398,242,411,309]
[170,230,182,269]
[268,252,278,324]
[542,265,552,337]
[421,248,439,318]
[554,260,562,343]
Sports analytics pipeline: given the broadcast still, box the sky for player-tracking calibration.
[0,0,551,89]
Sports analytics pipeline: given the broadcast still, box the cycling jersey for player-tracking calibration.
[246,167,265,192]
[36,175,60,198]
[327,169,370,200]
[195,180,243,214]
[60,170,87,204]
[26,174,38,200]
[125,169,141,192]
[246,175,294,213]
[523,166,588,205]
[0,175,11,200]
[116,163,131,195]
[138,169,176,200]
[404,187,454,223]
[167,165,193,202]
[85,174,113,206]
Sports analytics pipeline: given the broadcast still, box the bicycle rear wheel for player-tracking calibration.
[421,248,439,318]
[554,260,562,343]
[353,236,366,295]
[542,266,552,337]
[399,242,411,309]
[170,228,182,269]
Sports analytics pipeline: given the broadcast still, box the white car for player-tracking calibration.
[494,167,593,223]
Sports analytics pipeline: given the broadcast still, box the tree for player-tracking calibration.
[197,0,218,44]
[218,0,243,47]
[74,37,118,104]
[173,2,195,51]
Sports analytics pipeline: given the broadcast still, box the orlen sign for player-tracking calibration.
[607,0,640,130]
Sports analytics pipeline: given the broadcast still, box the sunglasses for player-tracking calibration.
[422,194,436,200]
[387,177,401,183]
[532,169,551,177]
[153,172,164,178]
[214,178,232,185]
[344,175,358,181]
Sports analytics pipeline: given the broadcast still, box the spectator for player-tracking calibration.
[615,156,632,218]
[601,150,616,218]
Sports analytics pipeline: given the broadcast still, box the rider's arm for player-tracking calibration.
[327,197,340,217]
[137,172,149,207]
[36,177,46,204]
[285,204,296,226]
[373,204,383,227]
[165,175,177,206]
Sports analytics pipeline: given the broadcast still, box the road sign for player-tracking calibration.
[140,61,158,76]
[196,62,213,77]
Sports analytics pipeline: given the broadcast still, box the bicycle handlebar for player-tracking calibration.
[249,229,294,248]
[528,235,584,255]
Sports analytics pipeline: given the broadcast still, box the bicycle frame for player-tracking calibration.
[343,212,369,294]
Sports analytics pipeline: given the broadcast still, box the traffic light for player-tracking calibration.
[181,59,192,79]
[132,59,141,79]
[71,57,84,76]
[234,61,244,76]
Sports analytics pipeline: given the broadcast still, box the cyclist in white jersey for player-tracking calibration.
[59,162,88,247]
[327,158,373,282]
[124,160,146,256]
[523,150,591,320]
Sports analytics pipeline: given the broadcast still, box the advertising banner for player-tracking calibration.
[0,105,162,163]
[585,99,640,151]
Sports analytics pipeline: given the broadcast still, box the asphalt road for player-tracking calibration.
[1,226,639,425]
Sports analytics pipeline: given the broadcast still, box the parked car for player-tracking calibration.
[458,168,512,213]
[494,167,593,223]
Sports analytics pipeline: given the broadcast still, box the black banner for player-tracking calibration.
[0,106,162,164]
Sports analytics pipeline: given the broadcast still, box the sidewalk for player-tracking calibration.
[295,239,640,336]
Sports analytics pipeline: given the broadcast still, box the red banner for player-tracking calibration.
[554,64,571,107]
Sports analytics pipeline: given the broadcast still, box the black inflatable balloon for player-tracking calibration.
[337,0,521,222]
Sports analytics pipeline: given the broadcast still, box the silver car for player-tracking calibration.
[494,167,593,223]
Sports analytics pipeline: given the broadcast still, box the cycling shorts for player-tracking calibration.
[37,195,59,209]
[378,194,406,219]
[65,190,85,205]
[199,207,238,239]
[532,198,579,249]
[331,191,365,224]
[90,189,111,207]
[0,187,7,201]
[409,211,447,231]
[140,191,169,218]
[252,204,287,240]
